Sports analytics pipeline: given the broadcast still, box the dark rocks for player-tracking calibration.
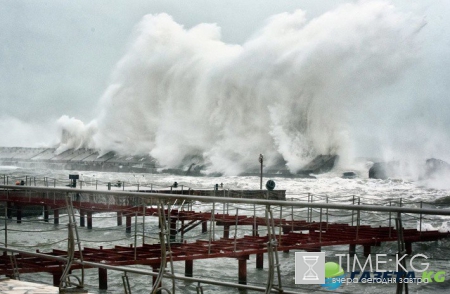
[368,162,399,179]
[425,158,450,178]
[342,172,356,179]
[297,155,339,175]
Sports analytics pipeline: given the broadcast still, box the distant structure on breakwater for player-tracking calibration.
[0,147,338,177]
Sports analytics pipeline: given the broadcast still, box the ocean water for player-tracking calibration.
[1,166,450,293]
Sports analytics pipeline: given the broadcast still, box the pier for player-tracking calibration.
[0,185,449,293]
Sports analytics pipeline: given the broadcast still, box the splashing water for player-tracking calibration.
[58,1,442,175]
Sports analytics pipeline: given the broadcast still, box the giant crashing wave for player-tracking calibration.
[56,1,437,176]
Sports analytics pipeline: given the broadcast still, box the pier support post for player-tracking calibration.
[363,245,371,257]
[152,264,161,290]
[54,209,59,225]
[79,210,85,227]
[180,220,185,242]
[87,211,93,229]
[16,205,22,224]
[44,206,49,223]
[170,217,177,241]
[223,225,230,239]
[349,244,356,257]
[117,212,122,226]
[99,268,108,290]
[126,215,132,233]
[53,271,62,287]
[238,256,249,285]
[256,253,264,269]
[7,202,12,219]
[185,259,193,277]
[405,242,412,255]
[252,224,258,237]
[202,221,207,233]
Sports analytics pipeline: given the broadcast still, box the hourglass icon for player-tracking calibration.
[303,256,319,280]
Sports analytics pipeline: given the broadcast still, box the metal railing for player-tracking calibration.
[1,185,450,293]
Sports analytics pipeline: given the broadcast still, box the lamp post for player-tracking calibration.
[259,154,263,190]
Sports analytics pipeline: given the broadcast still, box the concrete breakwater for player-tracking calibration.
[0,147,158,173]
[0,147,338,177]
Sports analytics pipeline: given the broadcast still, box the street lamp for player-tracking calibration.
[259,154,263,190]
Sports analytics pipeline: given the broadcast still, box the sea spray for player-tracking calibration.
[57,1,425,175]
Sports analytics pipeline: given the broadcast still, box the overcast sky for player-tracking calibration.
[1,1,341,121]
[1,0,449,149]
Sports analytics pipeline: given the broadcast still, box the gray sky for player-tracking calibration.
[1,1,343,123]
[1,0,449,149]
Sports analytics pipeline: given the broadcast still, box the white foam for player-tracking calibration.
[55,1,450,177]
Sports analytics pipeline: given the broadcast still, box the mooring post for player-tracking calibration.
[256,253,264,269]
[117,211,122,226]
[79,209,85,227]
[238,256,249,285]
[126,214,132,233]
[54,209,59,225]
[44,206,49,223]
[87,211,93,229]
[99,268,108,290]
[185,259,193,277]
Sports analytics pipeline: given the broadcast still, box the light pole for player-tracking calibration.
[259,154,263,190]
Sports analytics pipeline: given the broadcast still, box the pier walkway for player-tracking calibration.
[0,185,449,293]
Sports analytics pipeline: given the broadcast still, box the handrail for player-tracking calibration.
[1,185,450,216]
[0,246,300,294]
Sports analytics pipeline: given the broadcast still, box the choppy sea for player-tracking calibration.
[1,165,450,293]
